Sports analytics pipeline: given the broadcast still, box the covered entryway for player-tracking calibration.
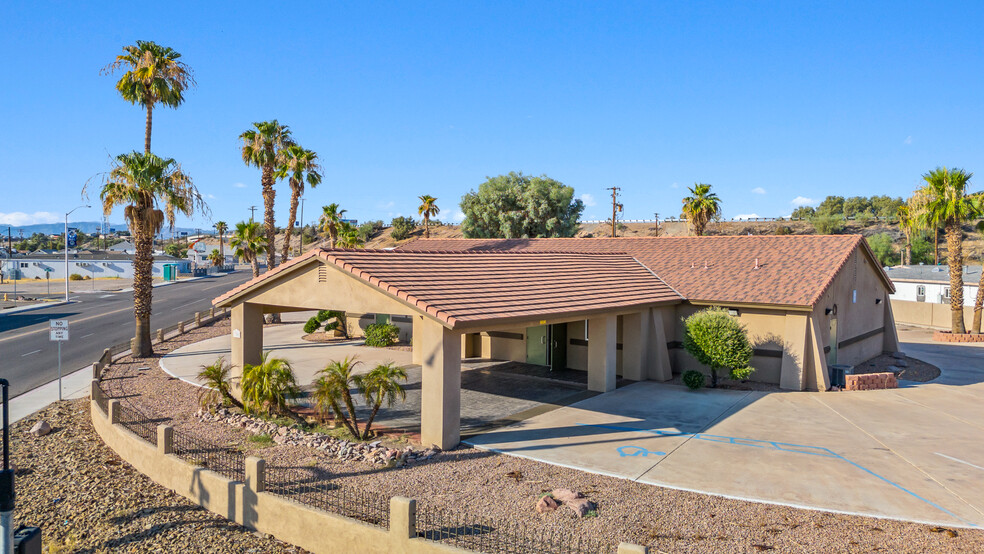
[213,249,682,450]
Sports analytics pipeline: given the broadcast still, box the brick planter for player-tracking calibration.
[844,372,898,391]
[933,331,984,343]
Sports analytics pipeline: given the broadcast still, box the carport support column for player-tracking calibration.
[231,302,264,398]
[622,312,646,381]
[419,319,461,450]
[411,316,425,365]
[587,315,617,392]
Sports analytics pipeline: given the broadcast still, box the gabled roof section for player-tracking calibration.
[214,249,681,328]
[398,235,894,307]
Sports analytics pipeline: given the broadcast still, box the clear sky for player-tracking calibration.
[2,1,982,230]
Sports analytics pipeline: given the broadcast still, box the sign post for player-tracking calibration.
[49,320,69,401]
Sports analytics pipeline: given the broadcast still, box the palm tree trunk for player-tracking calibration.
[934,228,939,266]
[343,391,360,438]
[972,269,984,334]
[282,183,300,265]
[132,214,154,357]
[946,224,966,334]
[261,165,277,270]
[218,233,224,268]
[363,403,382,439]
[144,105,153,154]
[424,216,430,238]
[250,257,259,278]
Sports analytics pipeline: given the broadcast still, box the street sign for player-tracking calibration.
[49,329,69,341]
[50,319,68,329]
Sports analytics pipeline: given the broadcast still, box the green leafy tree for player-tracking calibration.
[164,243,186,258]
[197,358,244,410]
[920,167,980,334]
[681,183,722,236]
[418,195,440,238]
[871,195,904,220]
[91,151,206,357]
[815,196,845,217]
[276,145,322,262]
[683,307,754,388]
[103,41,195,153]
[241,352,301,419]
[809,213,844,235]
[390,216,417,241]
[336,220,364,248]
[460,172,584,238]
[240,120,294,270]
[843,197,873,218]
[355,362,408,439]
[230,220,267,278]
[319,203,346,248]
[791,206,816,219]
[866,233,897,266]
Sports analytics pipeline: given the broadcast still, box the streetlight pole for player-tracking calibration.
[65,205,90,302]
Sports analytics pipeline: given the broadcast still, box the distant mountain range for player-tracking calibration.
[0,221,202,239]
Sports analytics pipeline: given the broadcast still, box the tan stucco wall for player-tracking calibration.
[91,400,467,554]
[487,327,527,362]
[891,299,976,330]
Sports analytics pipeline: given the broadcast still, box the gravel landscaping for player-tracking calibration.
[93,320,984,553]
[11,400,306,553]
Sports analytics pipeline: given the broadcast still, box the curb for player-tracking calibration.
[0,300,72,316]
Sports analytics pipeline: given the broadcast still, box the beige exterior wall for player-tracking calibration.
[891,299,976,329]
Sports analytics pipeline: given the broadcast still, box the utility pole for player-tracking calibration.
[298,197,305,256]
[607,187,623,238]
[249,206,258,223]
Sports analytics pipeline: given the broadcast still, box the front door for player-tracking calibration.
[550,324,567,371]
[526,325,549,367]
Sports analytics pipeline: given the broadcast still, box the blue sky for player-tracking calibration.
[2,1,982,229]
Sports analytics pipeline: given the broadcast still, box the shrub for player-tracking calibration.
[242,352,301,419]
[69,273,84,281]
[774,225,793,235]
[682,370,705,390]
[316,310,332,322]
[303,317,321,334]
[809,213,844,235]
[364,323,399,347]
[683,307,754,388]
[196,358,243,411]
[390,216,417,241]
[867,233,896,266]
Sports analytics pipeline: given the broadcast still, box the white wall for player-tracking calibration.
[891,280,978,306]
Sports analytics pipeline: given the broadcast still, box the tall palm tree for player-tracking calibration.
[240,121,293,270]
[354,362,408,439]
[275,145,322,263]
[319,203,346,248]
[230,221,267,278]
[103,41,194,154]
[418,195,440,238]
[896,204,916,265]
[336,221,364,248]
[214,220,228,265]
[921,167,979,334]
[93,151,205,357]
[681,183,721,236]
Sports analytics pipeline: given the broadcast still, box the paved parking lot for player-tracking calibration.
[466,327,984,528]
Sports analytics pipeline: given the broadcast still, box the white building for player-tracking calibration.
[0,252,190,280]
[886,265,982,306]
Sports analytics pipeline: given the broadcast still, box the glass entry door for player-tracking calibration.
[526,325,549,366]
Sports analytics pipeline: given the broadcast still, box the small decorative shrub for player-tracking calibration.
[69,273,84,281]
[316,310,332,322]
[364,323,399,347]
[774,225,793,235]
[683,307,754,388]
[390,216,417,241]
[682,370,705,390]
[303,317,321,334]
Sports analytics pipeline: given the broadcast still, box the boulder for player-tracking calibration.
[895,359,908,367]
[550,489,584,503]
[29,420,51,437]
[566,498,597,517]
[892,352,906,360]
[535,495,559,514]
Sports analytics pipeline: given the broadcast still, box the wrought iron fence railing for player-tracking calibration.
[265,465,390,529]
[171,429,246,482]
[116,403,159,447]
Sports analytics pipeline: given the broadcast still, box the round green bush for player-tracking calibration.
[682,370,705,390]
[316,310,332,322]
[364,323,399,347]
[69,273,84,281]
[303,317,321,334]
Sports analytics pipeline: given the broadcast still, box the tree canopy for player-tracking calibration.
[460,172,584,238]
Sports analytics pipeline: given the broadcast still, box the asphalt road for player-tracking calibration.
[0,271,254,398]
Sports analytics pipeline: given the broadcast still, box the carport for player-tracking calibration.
[213,249,682,449]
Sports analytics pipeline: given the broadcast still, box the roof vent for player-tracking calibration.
[690,262,695,269]
[754,258,760,270]
[704,261,709,269]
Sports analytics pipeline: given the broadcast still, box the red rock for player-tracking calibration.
[535,495,559,514]
[566,498,597,517]
[550,489,584,503]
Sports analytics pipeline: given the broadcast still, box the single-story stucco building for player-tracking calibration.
[886,264,983,328]
[0,252,190,280]
[212,235,898,449]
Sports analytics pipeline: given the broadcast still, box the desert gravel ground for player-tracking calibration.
[95,320,984,553]
[12,400,306,554]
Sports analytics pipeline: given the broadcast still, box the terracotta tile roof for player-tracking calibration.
[213,249,681,328]
[398,236,893,307]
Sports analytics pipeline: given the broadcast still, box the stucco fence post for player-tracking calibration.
[177,321,185,335]
[157,329,164,343]
[195,311,202,327]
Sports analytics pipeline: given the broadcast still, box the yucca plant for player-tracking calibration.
[241,352,301,419]
[196,357,243,411]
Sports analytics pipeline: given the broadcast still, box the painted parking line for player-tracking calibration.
[935,452,984,472]
[21,350,41,357]
[99,294,115,298]
[581,422,978,528]
[80,333,94,339]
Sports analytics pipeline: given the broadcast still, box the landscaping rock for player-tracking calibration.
[28,420,51,437]
[892,352,906,360]
[551,488,584,503]
[566,498,597,517]
[536,495,559,513]
[895,359,908,368]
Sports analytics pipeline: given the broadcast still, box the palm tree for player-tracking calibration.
[418,195,440,238]
[197,358,244,411]
[921,167,979,334]
[973,218,984,334]
[336,221,364,248]
[896,204,916,265]
[214,220,228,264]
[319,203,346,248]
[240,121,294,270]
[681,183,721,236]
[241,352,301,419]
[275,145,322,263]
[354,363,407,439]
[103,41,194,154]
[93,151,205,357]
[207,248,224,268]
[312,357,362,438]
[230,221,267,278]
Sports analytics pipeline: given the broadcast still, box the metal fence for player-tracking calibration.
[416,503,611,554]
[265,465,390,529]
[117,403,159,447]
[171,428,245,482]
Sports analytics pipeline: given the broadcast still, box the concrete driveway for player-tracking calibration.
[465,327,984,528]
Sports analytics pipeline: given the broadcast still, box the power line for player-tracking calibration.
[607,187,623,237]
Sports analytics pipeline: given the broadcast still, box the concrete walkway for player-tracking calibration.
[465,327,984,528]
